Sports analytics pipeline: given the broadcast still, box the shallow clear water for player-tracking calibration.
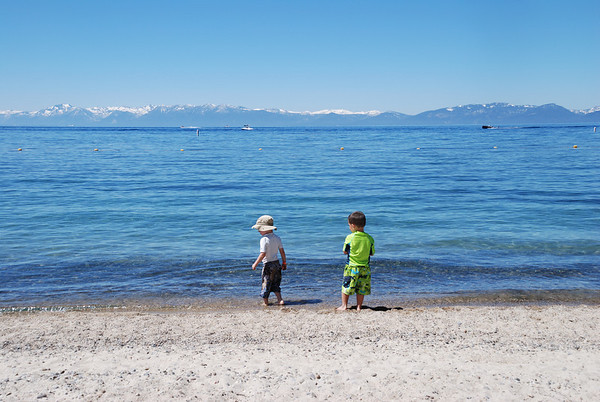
[1,125,599,307]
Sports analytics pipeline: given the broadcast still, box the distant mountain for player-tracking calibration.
[1,102,598,127]
[409,103,600,125]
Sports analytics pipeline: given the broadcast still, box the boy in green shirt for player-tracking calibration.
[337,211,375,312]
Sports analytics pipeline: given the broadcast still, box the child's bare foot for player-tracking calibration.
[278,300,285,305]
[356,305,362,312]
[336,305,347,311]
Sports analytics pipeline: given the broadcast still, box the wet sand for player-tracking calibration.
[1,304,599,400]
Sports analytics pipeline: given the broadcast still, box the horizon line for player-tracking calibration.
[2,101,600,116]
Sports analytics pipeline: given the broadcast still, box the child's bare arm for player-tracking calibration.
[279,247,287,270]
[252,252,266,270]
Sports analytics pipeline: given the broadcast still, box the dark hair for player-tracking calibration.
[348,211,366,227]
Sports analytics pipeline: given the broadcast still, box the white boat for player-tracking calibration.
[241,124,253,131]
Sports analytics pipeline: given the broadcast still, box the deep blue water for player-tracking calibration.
[1,125,599,308]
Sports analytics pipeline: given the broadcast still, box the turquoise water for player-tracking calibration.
[1,125,599,307]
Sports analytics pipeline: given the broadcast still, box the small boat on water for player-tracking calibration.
[242,124,253,131]
[482,125,495,129]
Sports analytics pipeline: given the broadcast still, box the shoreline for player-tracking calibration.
[2,288,599,314]
[1,304,599,400]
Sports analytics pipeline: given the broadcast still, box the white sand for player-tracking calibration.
[1,305,599,401]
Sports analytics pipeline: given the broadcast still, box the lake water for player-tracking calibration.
[1,125,599,309]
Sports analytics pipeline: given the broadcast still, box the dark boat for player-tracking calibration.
[482,125,495,129]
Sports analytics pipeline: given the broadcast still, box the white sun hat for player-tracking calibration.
[251,215,277,231]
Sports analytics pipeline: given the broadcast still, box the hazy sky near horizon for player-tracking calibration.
[1,0,598,114]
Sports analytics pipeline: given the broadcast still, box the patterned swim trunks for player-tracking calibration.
[341,264,371,296]
[261,260,282,298]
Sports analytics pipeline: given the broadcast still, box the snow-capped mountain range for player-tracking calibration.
[1,102,598,126]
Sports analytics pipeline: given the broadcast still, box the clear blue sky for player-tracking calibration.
[1,0,598,114]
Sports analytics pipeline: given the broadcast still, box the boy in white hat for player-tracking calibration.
[251,215,287,306]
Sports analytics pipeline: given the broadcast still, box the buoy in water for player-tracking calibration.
[259,148,263,151]
[17,148,22,151]
[573,145,578,149]
[340,147,344,150]
[93,148,99,152]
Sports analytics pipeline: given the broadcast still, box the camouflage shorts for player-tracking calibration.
[341,264,371,296]
[261,260,282,298]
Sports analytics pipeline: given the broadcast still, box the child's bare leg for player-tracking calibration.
[356,294,365,312]
[275,292,284,305]
[263,297,269,306]
[337,293,350,310]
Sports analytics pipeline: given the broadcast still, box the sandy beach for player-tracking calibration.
[1,304,598,401]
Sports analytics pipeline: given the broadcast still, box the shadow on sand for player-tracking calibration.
[283,299,323,306]
[347,305,404,311]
